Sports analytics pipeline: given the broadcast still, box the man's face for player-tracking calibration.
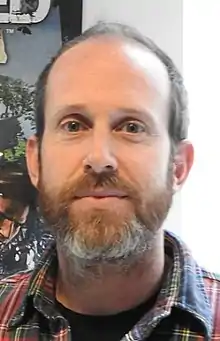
[0,196,11,214]
[27,38,191,267]
[0,195,23,221]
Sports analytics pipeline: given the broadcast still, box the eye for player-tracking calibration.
[62,120,86,133]
[119,121,146,134]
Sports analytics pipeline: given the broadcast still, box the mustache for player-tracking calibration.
[52,172,140,203]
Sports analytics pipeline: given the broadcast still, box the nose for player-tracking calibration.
[83,135,118,174]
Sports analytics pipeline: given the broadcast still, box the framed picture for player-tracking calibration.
[0,0,82,278]
[0,0,82,150]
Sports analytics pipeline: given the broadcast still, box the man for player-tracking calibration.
[0,22,218,340]
[0,162,53,277]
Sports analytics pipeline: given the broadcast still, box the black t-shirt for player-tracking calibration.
[56,293,157,341]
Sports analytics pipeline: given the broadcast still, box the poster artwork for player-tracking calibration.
[0,0,82,277]
[0,0,50,24]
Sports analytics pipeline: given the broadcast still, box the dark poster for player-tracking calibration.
[0,0,82,277]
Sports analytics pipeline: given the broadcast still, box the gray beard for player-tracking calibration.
[56,218,157,282]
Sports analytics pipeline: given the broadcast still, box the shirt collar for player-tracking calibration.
[9,243,58,327]
[9,231,213,338]
[163,231,213,338]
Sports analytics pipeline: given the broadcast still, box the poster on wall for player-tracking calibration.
[0,0,82,278]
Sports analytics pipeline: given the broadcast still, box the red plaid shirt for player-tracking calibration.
[0,231,220,340]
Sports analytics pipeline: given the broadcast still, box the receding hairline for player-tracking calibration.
[35,23,188,144]
[46,34,170,89]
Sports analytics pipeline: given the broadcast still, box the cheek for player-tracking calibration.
[149,143,172,189]
[122,141,171,192]
[40,143,81,191]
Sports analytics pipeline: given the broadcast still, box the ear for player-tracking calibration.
[26,135,40,189]
[172,140,194,192]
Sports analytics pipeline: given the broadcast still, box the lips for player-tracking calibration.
[74,189,127,199]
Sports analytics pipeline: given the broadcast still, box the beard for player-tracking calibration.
[38,162,173,276]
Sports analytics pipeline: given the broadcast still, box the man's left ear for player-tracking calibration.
[172,140,194,192]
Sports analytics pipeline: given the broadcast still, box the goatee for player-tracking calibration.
[38,167,173,276]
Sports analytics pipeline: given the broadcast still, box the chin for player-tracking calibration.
[59,213,149,264]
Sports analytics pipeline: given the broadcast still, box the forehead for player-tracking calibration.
[46,37,170,120]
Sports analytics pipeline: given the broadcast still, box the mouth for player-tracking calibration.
[74,190,128,199]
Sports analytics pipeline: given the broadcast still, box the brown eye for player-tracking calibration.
[63,120,85,133]
[120,122,145,134]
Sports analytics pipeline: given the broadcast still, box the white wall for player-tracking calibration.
[82,0,183,71]
[82,0,184,236]
[182,0,220,272]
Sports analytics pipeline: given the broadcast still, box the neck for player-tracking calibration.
[56,231,165,315]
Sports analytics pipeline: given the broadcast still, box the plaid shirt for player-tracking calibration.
[0,231,219,341]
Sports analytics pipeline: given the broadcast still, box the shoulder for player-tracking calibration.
[202,268,220,291]
[0,272,31,325]
[202,269,220,334]
[202,268,220,294]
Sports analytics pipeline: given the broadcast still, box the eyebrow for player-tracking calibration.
[53,104,91,120]
[112,107,157,128]
[116,107,154,119]
[53,104,156,125]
